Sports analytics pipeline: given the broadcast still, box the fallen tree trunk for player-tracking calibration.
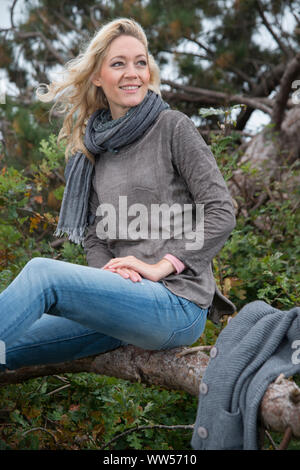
[0,344,299,445]
[0,345,208,396]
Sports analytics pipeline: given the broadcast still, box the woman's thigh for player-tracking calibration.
[4,314,125,370]
[44,258,208,350]
[1,257,208,354]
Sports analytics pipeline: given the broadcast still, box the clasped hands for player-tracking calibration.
[101,255,175,283]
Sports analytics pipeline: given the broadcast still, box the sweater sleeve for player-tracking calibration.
[169,114,236,273]
[83,183,115,269]
[163,254,186,274]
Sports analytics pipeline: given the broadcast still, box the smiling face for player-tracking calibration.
[92,35,151,120]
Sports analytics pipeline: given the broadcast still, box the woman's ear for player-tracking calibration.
[92,76,101,87]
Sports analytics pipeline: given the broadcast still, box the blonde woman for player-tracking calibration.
[0,18,236,371]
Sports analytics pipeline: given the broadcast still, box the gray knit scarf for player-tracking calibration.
[54,90,170,245]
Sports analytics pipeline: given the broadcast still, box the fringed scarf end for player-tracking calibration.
[53,226,85,246]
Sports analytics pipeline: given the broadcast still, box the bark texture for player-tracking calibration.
[261,375,300,438]
[1,344,300,442]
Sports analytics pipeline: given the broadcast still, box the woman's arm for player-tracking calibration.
[169,113,236,273]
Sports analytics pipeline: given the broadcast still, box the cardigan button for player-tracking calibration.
[197,426,208,439]
[199,382,208,395]
[210,346,218,358]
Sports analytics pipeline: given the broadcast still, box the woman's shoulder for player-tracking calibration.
[158,108,191,127]
[156,108,198,141]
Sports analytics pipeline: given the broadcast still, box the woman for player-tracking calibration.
[0,18,236,371]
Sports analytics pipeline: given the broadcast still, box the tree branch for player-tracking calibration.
[272,52,300,129]
[161,79,273,115]
[159,49,209,61]
[161,90,217,106]
[0,345,209,396]
[233,62,286,129]
[182,34,215,56]
[0,345,300,444]
[255,0,292,58]
[0,0,18,32]
[290,8,300,28]
[0,2,66,66]
[52,10,89,38]
[14,30,66,65]
[89,5,101,29]
[35,10,74,57]
[10,0,19,28]
[182,34,255,90]
[100,423,194,450]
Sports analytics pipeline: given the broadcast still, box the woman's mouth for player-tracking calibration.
[119,85,141,93]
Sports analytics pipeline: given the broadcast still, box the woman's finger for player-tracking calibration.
[106,259,138,270]
[101,257,157,282]
[103,265,142,282]
[116,267,141,282]
[101,258,122,270]
[102,256,135,270]
[126,268,142,282]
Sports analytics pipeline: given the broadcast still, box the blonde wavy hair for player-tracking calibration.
[36,17,162,164]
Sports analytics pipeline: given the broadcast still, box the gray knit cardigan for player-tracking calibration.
[191,300,300,450]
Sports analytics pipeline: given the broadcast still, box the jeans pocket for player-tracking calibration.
[159,306,208,350]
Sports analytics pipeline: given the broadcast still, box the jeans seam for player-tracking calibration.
[1,290,47,342]
[151,280,191,312]
[159,308,207,349]
[2,282,128,342]
[7,330,104,353]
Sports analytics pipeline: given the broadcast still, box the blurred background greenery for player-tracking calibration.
[0,0,299,450]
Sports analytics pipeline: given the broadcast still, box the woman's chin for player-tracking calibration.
[122,89,148,107]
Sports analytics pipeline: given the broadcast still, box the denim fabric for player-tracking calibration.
[0,257,208,370]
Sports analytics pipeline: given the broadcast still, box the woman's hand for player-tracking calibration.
[103,265,143,283]
[101,255,175,282]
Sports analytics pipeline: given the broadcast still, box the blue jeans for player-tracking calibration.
[0,257,208,370]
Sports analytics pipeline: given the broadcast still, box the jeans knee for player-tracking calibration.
[23,257,54,283]
[25,257,51,271]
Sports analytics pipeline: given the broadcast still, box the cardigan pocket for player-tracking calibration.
[218,408,243,450]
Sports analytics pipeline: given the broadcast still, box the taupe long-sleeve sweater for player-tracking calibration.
[83,109,236,324]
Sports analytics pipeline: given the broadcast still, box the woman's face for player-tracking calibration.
[92,35,151,120]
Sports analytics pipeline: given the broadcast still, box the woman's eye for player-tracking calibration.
[111,60,147,67]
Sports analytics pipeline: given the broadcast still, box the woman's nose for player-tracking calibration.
[124,63,138,77]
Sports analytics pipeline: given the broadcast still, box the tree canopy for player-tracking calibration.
[1,0,300,127]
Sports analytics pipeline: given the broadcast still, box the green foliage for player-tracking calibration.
[32,134,66,175]
[198,105,300,313]
[0,373,198,450]
[0,108,299,450]
[0,133,67,286]
[1,0,300,448]
[0,98,60,169]
[218,219,300,311]
[60,241,87,266]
